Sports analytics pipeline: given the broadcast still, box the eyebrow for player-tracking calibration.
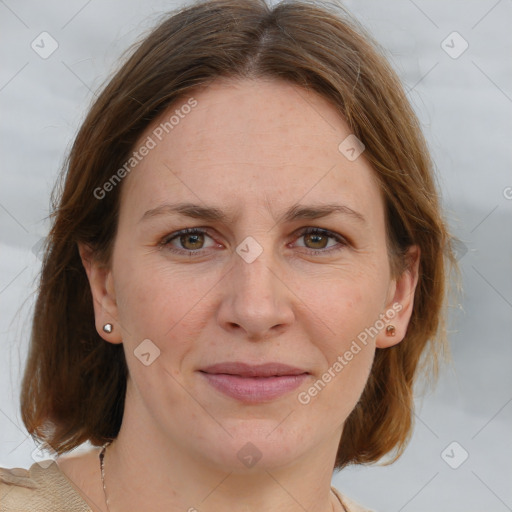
[139,201,366,225]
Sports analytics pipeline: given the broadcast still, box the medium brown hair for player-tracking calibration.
[20,0,458,469]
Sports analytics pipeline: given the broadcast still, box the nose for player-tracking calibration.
[216,241,295,341]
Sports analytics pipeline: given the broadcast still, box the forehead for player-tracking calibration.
[119,77,383,226]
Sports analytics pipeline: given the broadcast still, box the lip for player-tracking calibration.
[199,362,310,403]
[200,362,308,377]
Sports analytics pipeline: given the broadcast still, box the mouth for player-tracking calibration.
[199,361,309,377]
[198,362,310,403]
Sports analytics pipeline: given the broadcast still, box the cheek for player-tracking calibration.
[295,269,383,413]
[113,259,218,396]
[304,266,386,347]
[299,322,375,424]
[115,266,197,409]
[115,256,208,338]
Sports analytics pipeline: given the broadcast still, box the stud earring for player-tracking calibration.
[102,323,113,333]
[385,325,396,337]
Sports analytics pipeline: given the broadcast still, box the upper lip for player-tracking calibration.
[200,362,309,377]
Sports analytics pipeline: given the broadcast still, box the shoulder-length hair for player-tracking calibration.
[21,0,458,469]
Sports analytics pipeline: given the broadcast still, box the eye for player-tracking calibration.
[291,227,348,255]
[159,226,348,256]
[160,228,217,254]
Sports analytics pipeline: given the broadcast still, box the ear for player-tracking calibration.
[78,242,122,344]
[376,245,420,349]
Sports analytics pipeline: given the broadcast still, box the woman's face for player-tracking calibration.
[81,77,418,470]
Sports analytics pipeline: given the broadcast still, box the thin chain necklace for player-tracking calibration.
[99,441,112,512]
[99,441,344,512]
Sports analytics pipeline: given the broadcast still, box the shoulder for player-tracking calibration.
[331,486,377,512]
[0,460,92,512]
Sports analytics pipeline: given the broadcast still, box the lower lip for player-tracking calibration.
[199,372,309,403]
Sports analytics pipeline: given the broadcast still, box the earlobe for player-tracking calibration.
[77,242,122,345]
[376,245,420,349]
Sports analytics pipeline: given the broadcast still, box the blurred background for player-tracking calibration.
[1,1,511,511]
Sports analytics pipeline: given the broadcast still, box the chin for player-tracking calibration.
[200,420,311,472]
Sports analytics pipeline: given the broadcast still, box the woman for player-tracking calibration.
[0,0,457,510]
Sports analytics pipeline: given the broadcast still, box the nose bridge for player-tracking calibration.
[220,231,293,337]
[232,233,280,302]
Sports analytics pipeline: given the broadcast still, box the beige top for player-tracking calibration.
[0,460,374,512]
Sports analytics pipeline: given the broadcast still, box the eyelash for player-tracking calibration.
[159,227,348,257]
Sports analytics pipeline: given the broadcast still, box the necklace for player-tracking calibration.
[99,441,112,512]
[99,441,344,512]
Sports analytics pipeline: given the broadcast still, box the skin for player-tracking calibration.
[58,77,419,512]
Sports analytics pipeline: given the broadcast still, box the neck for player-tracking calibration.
[102,379,342,512]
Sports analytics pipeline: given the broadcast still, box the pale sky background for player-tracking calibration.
[1,1,511,511]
